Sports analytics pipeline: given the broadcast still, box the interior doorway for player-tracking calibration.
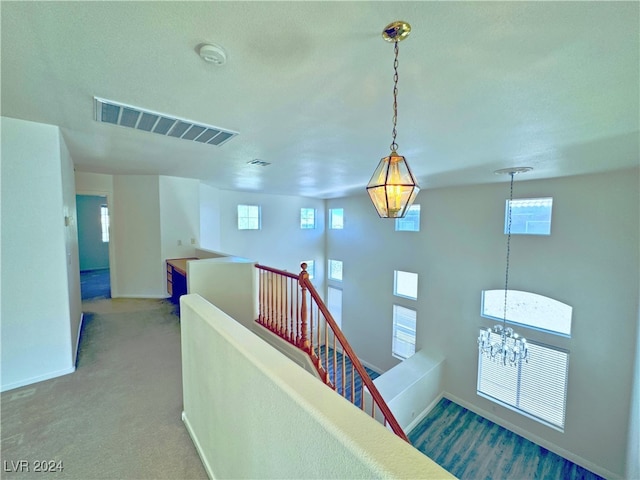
[77,194,111,299]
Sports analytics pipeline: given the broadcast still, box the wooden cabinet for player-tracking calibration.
[166,258,197,303]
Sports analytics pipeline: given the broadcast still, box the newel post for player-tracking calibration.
[298,263,311,353]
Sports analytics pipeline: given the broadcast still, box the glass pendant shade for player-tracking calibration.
[366,151,420,218]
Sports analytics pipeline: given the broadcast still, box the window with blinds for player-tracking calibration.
[478,332,569,430]
[392,305,416,360]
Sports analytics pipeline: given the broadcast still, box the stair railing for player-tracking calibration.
[255,263,409,442]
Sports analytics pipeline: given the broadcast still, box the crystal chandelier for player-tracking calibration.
[366,21,420,218]
[478,167,531,366]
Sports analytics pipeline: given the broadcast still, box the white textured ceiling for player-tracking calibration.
[1,1,638,198]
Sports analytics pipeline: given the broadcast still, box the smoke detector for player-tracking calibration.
[199,44,227,66]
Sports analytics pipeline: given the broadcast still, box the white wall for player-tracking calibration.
[1,117,76,391]
[199,182,221,251]
[628,293,640,479]
[59,133,82,364]
[159,176,200,261]
[326,168,639,478]
[112,175,165,298]
[75,171,114,193]
[218,190,325,288]
[180,293,454,480]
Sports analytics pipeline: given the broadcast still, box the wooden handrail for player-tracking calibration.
[255,263,409,443]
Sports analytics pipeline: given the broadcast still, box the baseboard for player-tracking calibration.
[360,358,383,375]
[74,313,84,367]
[443,392,620,480]
[1,366,76,393]
[111,294,170,299]
[182,411,216,479]
[403,392,445,434]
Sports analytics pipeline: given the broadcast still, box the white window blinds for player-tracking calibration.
[478,333,569,430]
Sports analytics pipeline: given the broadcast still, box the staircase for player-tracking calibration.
[255,263,408,442]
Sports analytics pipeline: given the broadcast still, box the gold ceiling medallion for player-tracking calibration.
[382,21,411,42]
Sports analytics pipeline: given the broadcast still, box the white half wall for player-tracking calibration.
[1,117,75,391]
[187,257,257,330]
[180,293,454,480]
[371,350,445,433]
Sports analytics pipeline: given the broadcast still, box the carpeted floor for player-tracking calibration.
[0,298,206,479]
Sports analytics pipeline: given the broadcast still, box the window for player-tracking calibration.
[328,259,343,281]
[481,290,572,336]
[300,208,316,229]
[100,205,109,242]
[392,305,416,360]
[327,287,343,329]
[506,198,552,235]
[237,205,261,230]
[478,289,572,430]
[329,208,344,229]
[395,204,420,232]
[478,336,569,430]
[394,270,418,300]
[303,260,315,279]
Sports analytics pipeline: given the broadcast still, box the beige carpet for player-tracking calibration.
[1,298,208,479]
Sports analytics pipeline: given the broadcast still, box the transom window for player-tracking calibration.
[328,259,343,282]
[329,208,344,229]
[300,208,316,229]
[481,290,572,336]
[506,197,552,235]
[392,305,416,360]
[394,270,418,300]
[395,204,420,232]
[237,205,261,230]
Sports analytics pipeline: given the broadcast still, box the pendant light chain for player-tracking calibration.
[478,168,529,366]
[390,41,400,153]
[502,172,515,329]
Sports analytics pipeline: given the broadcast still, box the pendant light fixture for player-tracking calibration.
[478,167,531,366]
[366,21,420,218]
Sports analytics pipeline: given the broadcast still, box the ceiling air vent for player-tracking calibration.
[94,97,238,147]
[247,159,271,166]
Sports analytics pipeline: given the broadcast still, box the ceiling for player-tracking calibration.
[1,1,638,199]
